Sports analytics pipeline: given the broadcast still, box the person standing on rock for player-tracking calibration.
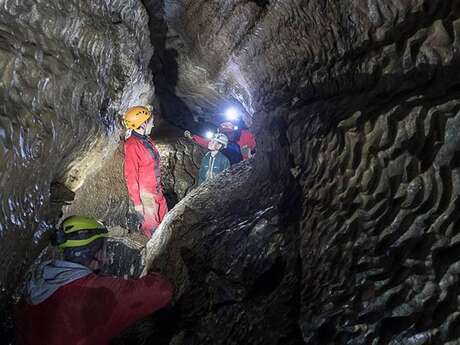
[197,133,231,186]
[16,216,174,345]
[123,105,168,238]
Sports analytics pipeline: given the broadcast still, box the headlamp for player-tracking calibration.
[225,107,239,121]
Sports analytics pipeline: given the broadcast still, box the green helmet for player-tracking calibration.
[53,216,108,249]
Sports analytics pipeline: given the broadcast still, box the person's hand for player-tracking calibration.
[127,212,143,232]
[127,205,144,232]
[241,145,250,156]
[184,130,192,140]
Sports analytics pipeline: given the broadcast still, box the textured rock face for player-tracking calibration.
[295,103,460,344]
[141,0,460,344]
[0,0,154,339]
[284,3,460,344]
[61,144,130,227]
[153,123,204,205]
[146,0,460,123]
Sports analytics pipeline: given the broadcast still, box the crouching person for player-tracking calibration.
[197,133,231,186]
[15,216,174,345]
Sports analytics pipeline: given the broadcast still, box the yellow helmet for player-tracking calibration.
[123,106,152,130]
[53,216,108,249]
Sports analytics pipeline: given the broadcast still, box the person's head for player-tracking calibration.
[52,216,109,271]
[208,133,228,151]
[219,121,236,141]
[123,106,155,135]
[219,121,234,133]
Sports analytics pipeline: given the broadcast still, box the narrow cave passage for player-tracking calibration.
[2,1,460,345]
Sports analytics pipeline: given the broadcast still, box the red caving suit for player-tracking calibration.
[124,131,168,237]
[16,267,174,345]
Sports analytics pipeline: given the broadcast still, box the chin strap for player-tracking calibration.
[125,129,133,140]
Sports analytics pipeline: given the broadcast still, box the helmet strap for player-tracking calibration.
[63,238,106,270]
[124,129,133,140]
[134,122,147,135]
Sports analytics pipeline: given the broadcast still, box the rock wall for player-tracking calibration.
[294,97,460,345]
[142,0,460,344]
[0,0,154,339]
[284,2,460,344]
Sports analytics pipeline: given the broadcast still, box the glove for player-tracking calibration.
[127,205,144,232]
[241,145,250,157]
[242,145,255,158]
[184,130,192,140]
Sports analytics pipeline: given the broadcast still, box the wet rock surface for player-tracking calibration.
[62,144,130,227]
[0,0,154,340]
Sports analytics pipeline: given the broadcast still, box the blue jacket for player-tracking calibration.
[222,142,243,165]
[198,151,230,185]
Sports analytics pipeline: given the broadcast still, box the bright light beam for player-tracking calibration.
[225,107,239,121]
[205,131,214,139]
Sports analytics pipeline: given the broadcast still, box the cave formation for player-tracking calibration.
[2,0,460,344]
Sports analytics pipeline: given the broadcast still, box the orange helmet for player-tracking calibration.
[123,106,152,129]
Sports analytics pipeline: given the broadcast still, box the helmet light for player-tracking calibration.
[225,107,239,121]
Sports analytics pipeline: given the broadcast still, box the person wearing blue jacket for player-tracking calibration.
[197,133,231,186]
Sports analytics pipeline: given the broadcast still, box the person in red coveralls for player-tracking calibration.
[16,216,174,345]
[185,121,256,161]
[237,125,256,160]
[123,106,168,237]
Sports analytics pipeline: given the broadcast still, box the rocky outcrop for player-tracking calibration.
[126,146,303,344]
[153,123,204,205]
